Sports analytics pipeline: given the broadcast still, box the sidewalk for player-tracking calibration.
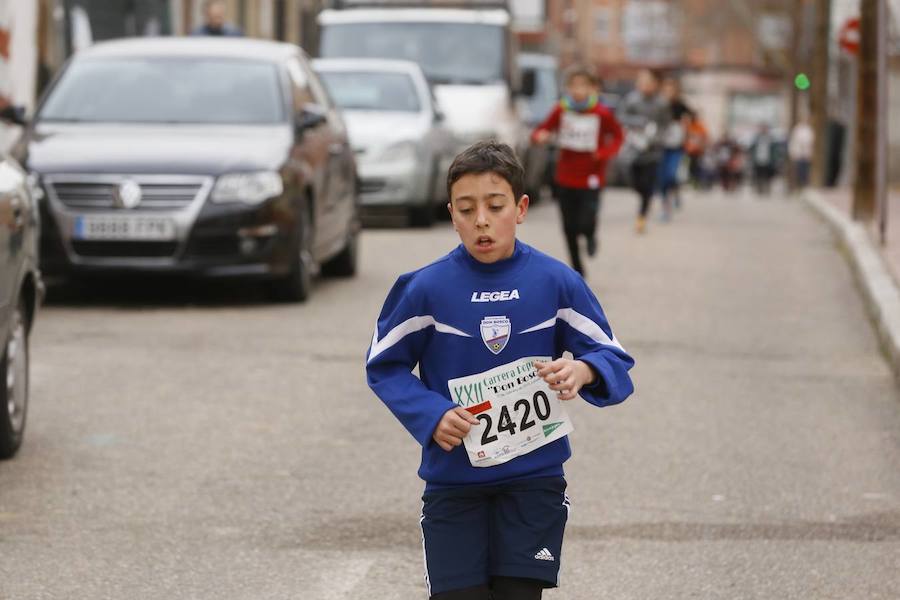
[808,186,900,378]
[818,187,900,283]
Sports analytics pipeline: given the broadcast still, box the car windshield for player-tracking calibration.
[523,66,559,121]
[320,22,504,85]
[318,70,421,112]
[39,58,285,124]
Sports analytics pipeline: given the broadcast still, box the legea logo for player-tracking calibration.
[471,290,520,303]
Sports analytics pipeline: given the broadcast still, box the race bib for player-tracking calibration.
[448,356,574,468]
[559,112,599,153]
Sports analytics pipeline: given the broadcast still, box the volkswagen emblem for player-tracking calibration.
[114,179,142,209]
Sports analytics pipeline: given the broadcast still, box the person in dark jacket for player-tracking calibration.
[191,0,243,37]
[658,77,690,219]
[750,123,778,196]
[617,69,670,234]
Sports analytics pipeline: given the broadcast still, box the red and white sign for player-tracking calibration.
[838,17,860,55]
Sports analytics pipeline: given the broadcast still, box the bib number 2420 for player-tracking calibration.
[477,390,552,445]
[448,356,574,467]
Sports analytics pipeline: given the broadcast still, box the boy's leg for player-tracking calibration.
[584,189,601,257]
[633,161,658,232]
[422,487,491,597]
[490,576,544,600]
[430,585,491,600]
[556,188,583,275]
[487,477,569,590]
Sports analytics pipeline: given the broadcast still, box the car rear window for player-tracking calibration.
[40,58,285,124]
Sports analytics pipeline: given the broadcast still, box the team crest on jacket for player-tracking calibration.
[480,316,511,355]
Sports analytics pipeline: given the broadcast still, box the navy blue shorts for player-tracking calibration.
[419,476,569,596]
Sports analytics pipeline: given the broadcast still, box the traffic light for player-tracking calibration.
[794,73,811,91]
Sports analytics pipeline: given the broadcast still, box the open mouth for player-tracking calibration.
[475,235,494,250]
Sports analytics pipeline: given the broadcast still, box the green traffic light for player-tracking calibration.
[794,73,811,90]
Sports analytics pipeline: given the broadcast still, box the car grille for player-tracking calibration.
[359,178,387,194]
[71,241,179,258]
[46,177,207,211]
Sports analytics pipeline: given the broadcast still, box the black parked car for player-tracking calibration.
[12,38,359,302]
[0,150,43,458]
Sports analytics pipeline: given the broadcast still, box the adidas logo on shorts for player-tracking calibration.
[534,548,555,562]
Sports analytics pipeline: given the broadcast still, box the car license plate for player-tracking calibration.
[73,216,176,241]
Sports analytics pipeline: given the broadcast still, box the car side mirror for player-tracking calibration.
[295,105,327,135]
[519,70,537,98]
[433,108,446,124]
[0,105,27,127]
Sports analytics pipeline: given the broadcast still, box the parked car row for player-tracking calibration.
[1,0,567,312]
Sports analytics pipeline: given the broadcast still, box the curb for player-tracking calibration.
[804,190,900,377]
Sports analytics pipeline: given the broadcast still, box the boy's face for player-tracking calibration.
[637,70,658,96]
[566,75,594,104]
[661,79,677,100]
[448,172,528,264]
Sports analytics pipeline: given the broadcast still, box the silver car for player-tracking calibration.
[313,58,457,226]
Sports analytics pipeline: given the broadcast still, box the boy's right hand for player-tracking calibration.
[432,407,480,452]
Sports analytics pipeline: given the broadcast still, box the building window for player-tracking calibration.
[594,7,612,42]
[621,0,679,63]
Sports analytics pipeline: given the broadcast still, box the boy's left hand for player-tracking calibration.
[534,359,597,401]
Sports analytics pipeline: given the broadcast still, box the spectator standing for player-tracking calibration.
[788,117,814,190]
[749,123,778,196]
[191,0,243,37]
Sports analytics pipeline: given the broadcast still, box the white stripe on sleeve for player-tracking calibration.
[519,308,625,352]
[367,315,471,363]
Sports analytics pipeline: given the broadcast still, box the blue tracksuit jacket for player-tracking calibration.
[366,240,634,490]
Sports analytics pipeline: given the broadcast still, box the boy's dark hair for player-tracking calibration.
[563,64,599,87]
[641,67,663,83]
[447,140,525,202]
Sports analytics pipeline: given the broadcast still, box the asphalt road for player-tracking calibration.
[1,189,899,599]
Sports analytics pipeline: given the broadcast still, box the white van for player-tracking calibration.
[317,1,529,198]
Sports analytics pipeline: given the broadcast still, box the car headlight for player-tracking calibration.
[211,172,283,205]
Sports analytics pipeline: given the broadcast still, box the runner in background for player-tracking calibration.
[617,69,669,235]
[684,110,710,189]
[531,65,623,275]
[714,134,743,193]
[658,77,690,220]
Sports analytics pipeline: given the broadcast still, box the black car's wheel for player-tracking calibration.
[0,299,29,459]
[270,215,313,303]
[322,228,358,277]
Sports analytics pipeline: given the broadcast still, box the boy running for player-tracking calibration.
[531,65,624,276]
[366,141,635,599]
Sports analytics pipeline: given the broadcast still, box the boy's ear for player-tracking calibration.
[516,194,530,224]
[447,202,457,231]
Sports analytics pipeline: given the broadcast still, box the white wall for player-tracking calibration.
[0,0,38,152]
